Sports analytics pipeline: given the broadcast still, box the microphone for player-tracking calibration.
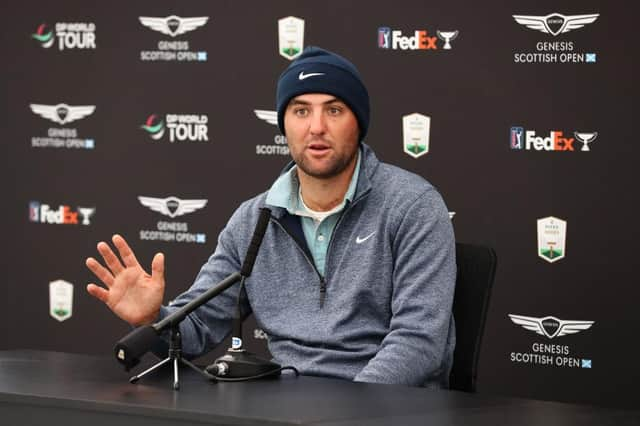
[113,208,272,370]
[206,208,282,380]
[114,324,159,370]
[240,208,272,278]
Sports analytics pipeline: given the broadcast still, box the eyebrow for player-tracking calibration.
[288,97,342,106]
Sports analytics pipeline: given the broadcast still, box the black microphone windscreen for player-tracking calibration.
[240,208,271,277]
[114,325,159,369]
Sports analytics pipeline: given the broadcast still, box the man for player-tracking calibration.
[86,47,456,387]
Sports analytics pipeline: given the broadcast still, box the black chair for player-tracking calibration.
[449,243,497,392]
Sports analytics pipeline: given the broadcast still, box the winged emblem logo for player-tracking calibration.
[30,103,95,125]
[512,13,599,36]
[138,196,208,218]
[254,110,278,126]
[139,16,209,37]
[509,314,594,339]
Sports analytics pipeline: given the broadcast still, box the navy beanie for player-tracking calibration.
[276,46,370,141]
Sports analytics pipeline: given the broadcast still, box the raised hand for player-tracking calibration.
[86,234,165,326]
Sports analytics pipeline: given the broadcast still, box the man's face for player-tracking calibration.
[284,93,359,179]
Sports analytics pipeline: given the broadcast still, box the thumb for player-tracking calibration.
[151,252,165,284]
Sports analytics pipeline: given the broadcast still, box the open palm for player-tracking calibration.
[86,234,165,326]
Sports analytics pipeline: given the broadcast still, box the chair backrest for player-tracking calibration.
[449,243,497,392]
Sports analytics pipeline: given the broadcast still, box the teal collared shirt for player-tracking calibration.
[265,149,361,276]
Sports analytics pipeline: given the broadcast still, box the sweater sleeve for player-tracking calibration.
[154,205,253,359]
[353,188,456,386]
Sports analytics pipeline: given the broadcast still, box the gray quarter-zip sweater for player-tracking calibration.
[158,143,456,387]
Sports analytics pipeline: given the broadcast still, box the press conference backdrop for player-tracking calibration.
[2,0,637,409]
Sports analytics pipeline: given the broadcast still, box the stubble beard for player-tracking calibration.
[293,142,358,179]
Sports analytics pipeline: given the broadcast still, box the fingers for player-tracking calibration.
[97,240,124,275]
[151,252,165,285]
[112,234,140,269]
[85,257,115,288]
[86,283,109,303]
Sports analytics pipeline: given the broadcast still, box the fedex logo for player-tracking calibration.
[378,27,438,50]
[29,201,95,225]
[510,127,575,151]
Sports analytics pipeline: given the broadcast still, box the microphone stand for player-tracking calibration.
[129,325,214,390]
[205,276,282,380]
[124,271,244,389]
[113,208,272,390]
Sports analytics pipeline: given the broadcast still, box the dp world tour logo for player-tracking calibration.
[32,23,54,48]
[140,113,208,142]
[141,114,165,140]
[31,22,96,50]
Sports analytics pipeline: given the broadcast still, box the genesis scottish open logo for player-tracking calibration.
[254,109,289,156]
[509,315,594,339]
[508,313,595,369]
[378,27,458,51]
[140,113,208,143]
[513,13,599,36]
[32,22,96,50]
[31,103,94,125]
[138,196,207,218]
[30,103,96,149]
[138,195,208,244]
[512,12,599,64]
[139,15,208,62]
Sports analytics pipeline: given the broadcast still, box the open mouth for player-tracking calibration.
[308,142,331,153]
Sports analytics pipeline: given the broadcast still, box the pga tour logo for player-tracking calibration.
[378,27,458,50]
[141,113,209,142]
[510,127,597,152]
[30,202,95,226]
[32,22,96,50]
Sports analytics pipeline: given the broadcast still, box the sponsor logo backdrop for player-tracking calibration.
[2,0,636,409]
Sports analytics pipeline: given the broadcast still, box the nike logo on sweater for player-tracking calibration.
[356,232,376,244]
[298,71,325,80]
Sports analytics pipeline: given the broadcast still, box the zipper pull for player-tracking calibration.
[319,279,327,308]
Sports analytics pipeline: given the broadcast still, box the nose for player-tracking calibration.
[309,110,326,136]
